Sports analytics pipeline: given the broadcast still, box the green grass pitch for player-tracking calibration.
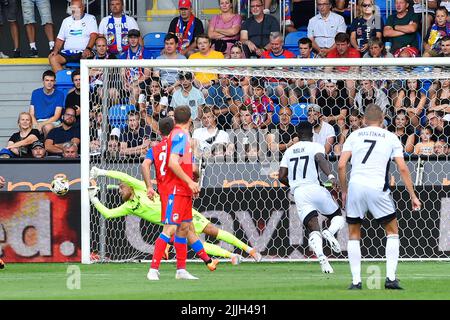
[0,261,449,300]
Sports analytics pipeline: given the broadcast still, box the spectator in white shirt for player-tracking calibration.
[192,106,232,159]
[98,0,142,57]
[308,103,336,154]
[48,0,98,71]
[307,0,347,57]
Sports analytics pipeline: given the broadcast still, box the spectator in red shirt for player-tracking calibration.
[326,32,360,104]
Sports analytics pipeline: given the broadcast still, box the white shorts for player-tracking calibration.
[293,184,339,224]
[346,182,396,224]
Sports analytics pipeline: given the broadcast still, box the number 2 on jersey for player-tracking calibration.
[159,149,167,176]
[290,156,309,180]
[362,140,377,164]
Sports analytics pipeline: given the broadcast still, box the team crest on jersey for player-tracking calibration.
[173,213,179,222]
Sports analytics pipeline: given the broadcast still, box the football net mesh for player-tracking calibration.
[81,59,450,263]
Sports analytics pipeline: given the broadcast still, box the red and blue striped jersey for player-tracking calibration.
[165,126,193,196]
[145,137,169,195]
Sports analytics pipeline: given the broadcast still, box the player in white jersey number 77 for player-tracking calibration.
[279,122,345,274]
[338,103,421,290]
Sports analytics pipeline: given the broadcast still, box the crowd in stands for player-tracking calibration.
[1,0,450,161]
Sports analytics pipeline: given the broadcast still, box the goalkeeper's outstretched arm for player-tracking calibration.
[91,167,147,191]
[89,192,131,219]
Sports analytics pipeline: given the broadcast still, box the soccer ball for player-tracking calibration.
[50,177,70,196]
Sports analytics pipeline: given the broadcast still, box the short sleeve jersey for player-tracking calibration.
[342,126,403,191]
[145,137,169,195]
[57,13,98,52]
[165,126,193,196]
[280,141,325,190]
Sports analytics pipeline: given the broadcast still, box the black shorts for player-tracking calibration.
[60,52,83,64]
[0,1,18,24]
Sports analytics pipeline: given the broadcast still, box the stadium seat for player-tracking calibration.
[290,103,309,125]
[66,62,80,69]
[108,104,136,129]
[55,69,75,97]
[272,103,309,125]
[284,30,308,57]
[143,32,166,59]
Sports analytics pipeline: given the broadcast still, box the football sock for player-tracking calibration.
[203,242,232,258]
[150,233,170,270]
[174,236,188,270]
[30,42,37,50]
[191,239,212,263]
[328,215,345,235]
[348,239,362,285]
[216,229,250,253]
[308,231,324,257]
[386,234,400,281]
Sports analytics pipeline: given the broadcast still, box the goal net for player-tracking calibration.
[80,58,450,264]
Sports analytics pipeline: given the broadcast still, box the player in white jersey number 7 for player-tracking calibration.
[279,122,345,274]
[338,103,421,290]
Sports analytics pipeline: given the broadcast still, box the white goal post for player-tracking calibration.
[80,58,450,264]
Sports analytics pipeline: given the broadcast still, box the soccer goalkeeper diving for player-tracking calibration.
[89,168,262,266]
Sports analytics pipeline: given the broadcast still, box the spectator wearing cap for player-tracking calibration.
[45,106,80,156]
[308,103,335,154]
[0,148,15,158]
[383,0,420,56]
[154,33,187,89]
[240,0,280,58]
[168,0,205,57]
[119,110,158,158]
[98,0,142,57]
[119,28,152,105]
[6,111,42,158]
[170,71,206,121]
[62,141,79,158]
[49,0,98,72]
[29,70,64,137]
[65,69,81,123]
[307,0,346,58]
[30,140,47,158]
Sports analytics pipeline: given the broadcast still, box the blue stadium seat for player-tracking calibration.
[290,103,309,125]
[143,32,166,59]
[284,30,308,57]
[55,69,75,98]
[272,103,309,125]
[66,62,80,69]
[108,104,136,129]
